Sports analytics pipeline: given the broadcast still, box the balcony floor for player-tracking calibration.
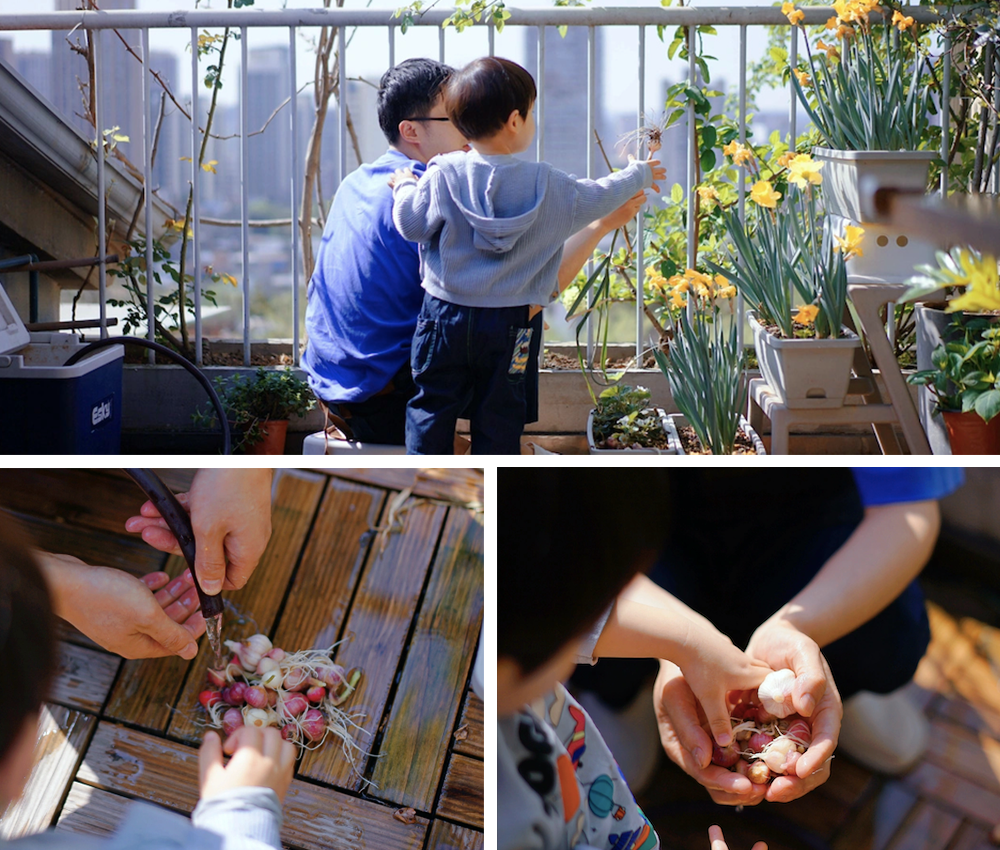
[0,468,484,850]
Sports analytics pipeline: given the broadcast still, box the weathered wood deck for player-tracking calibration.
[637,600,1000,850]
[0,468,484,850]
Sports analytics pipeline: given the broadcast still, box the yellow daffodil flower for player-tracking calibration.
[793,304,820,325]
[833,224,866,259]
[697,185,719,207]
[723,141,754,166]
[777,151,796,168]
[794,69,811,88]
[782,2,805,25]
[750,180,782,208]
[944,250,1000,313]
[717,285,738,299]
[670,291,687,309]
[825,15,839,29]
[816,39,841,60]
[891,9,915,30]
[669,275,690,293]
[787,153,824,188]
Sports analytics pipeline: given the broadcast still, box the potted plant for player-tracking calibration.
[706,147,862,409]
[652,273,765,455]
[787,1,936,214]
[901,246,1000,453]
[586,384,680,454]
[196,367,316,454]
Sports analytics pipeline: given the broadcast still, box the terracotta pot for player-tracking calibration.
[941,410,1000,455]
[245,419,289,455]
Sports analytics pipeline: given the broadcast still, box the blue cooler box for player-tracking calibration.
[0,330,124,455]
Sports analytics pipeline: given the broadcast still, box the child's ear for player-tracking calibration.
[505,109,524,132]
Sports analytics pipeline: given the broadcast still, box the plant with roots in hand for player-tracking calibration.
[711,668,814,785]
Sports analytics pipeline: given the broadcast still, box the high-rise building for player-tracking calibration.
[50,0,143,164]
[244,45,292,207]
[522,27,610,180]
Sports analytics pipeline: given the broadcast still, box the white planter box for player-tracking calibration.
[586,406,680,454]
[829,215,938,283]
[813,147,938,222]
[750,311,861,409]
[667,413,766,455]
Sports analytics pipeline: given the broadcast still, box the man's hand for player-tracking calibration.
[654,660,768,806]
[38,553,204,659]
[744,619,842,803]
[597,190,646,232]
[126,469,273,596]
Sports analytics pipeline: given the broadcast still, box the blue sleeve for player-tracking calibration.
[851,468,965,507]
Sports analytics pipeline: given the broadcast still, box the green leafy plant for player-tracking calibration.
[653,290,747,455]
[195,368,315,453]
[787,0,932,151]
[589,384,671,450]
[907,315,1000,423]
[107,235,232,351]
[705,147,855,339]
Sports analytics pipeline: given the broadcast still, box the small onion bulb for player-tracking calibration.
[757,668,797,718]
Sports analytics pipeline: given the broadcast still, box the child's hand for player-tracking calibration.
[629,155,666,193]
[677,621,772,749]
[388,167,417,188]
[709,825,767,850]
[599,190,646,231]
[199,728,296,804]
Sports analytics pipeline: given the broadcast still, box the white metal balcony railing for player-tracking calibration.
[0,5,952,367]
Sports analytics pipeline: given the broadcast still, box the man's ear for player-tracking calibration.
[398,119,420,145]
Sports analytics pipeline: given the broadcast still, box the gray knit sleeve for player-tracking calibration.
[568,161,653,232]
[191,787,283,849]
[392,168,445,243]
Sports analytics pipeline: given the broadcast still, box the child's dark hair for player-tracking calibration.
[0,511,56,765]
[445,57,536,141]
[498,469,672,676]
[377,58,455,145]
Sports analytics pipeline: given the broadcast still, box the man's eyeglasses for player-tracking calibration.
[405,116,451,123]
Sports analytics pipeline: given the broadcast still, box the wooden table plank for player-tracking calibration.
[307,468,484,506]
[885,799,963,850]
[49,642,120,714]
[370,508,484,808]
[271,477,386,651]
[0,704,97,839]
[948,821,1000,850]
[903,761,1000,825]
[104,470,325,733]
[0,470,158,536]
[425,819,484,850]
[454,690,484,761]
[56,783,132,838]
[925,717,1000,794]
[10,514,167,578]
[832,781,919,850]
[435,753,484,831]
[299,499,448,790]
[168,470,328,741]
[77,722,428,850]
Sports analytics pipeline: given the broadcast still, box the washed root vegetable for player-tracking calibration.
[199,633,371,779]
[709,670,812,784]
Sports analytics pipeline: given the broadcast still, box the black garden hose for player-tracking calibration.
[63,336,231,455]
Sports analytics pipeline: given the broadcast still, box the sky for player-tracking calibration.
[0,0,797,114]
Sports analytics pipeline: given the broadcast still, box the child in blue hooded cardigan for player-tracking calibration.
[390,56,665,455]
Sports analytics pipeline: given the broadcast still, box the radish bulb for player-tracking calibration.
[300,709,327,743]
[757,668,797,719]
[747,761,771,784]
[712,743,741,768]
[222,707,244,737]
[761,737,797,774]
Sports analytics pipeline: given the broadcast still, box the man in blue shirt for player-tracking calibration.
[303,58,646,447]
[303,59,467,445]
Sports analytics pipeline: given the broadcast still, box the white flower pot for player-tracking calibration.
[586,407,681,454]
[667,413,766,455]
[813,147,938,222]
[749,311,861,409]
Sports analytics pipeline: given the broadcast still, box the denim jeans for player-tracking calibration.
[325,363,415,445]
[406,293,532,455]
